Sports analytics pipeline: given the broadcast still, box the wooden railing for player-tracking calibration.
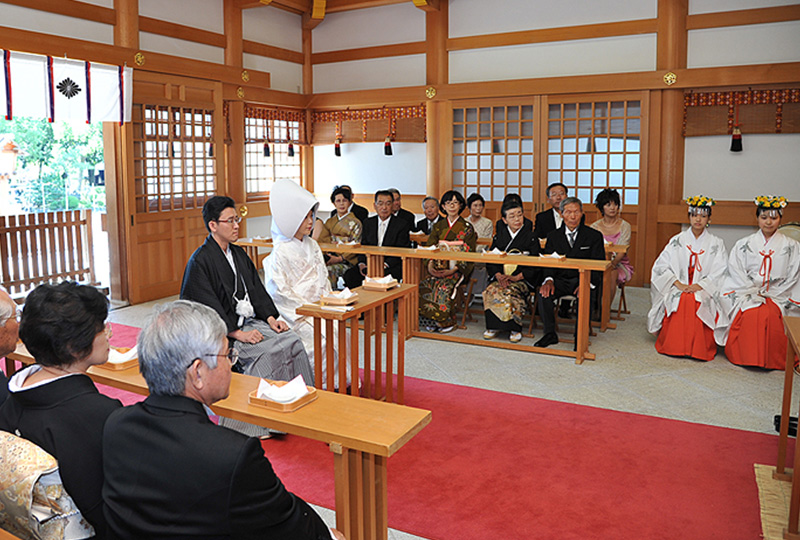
[0,210,96,298]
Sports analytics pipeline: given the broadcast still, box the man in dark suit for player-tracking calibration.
[103,300,343,540]
[0,287,19,406]
[344,190,411,289]
[414,196,443,234]
[533,183,568,240]
[534,197,605,348]
[327,184,369,223]
[388,188,416,228]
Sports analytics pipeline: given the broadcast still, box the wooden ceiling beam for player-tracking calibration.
[236,0,309,14]
[412,0,439,12]
[302,0,326,29]
[326,0,406,13]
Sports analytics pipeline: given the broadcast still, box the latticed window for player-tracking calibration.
[452,104,536,202]
[244,106,303,201]
[547,100,641,206]
[132,104,216,213]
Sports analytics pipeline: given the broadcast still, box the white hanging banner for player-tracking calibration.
[0,49,132,124]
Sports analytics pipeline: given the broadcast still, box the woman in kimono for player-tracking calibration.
[647,196,727,361]
[482,197,539,343]
[264,179,349,388]
[716,196,800,369]
[591,188,634,287]
[318,186,363,289]
[419,190,478,333]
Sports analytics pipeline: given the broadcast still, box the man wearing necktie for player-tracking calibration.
[344,190,411,289]
[535,197,605,348]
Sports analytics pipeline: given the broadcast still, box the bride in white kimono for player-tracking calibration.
[715,197,800,369]
[647,198,727,361]
[264,180,350,389]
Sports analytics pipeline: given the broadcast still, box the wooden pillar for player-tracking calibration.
[223,1,246,206]
[114,0,139,49]
[303,28,315,194]
[646,0,689,279]
[425,0,448,199]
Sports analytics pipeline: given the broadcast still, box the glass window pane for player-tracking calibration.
[609,171,623,187]
[507,155,519,169]
[453,109,464,122]
[563,138,577,153]
[609,154,624,169]
[578,154,591,169]
[507,171,520,185]
[563,154,576,169]
[594,154,607,169]
[578,172,591,186]
[548,139,561,153]
[493,187,505,201]
[563,104,576,118]
[521,154,533,169]
[548,104,561,119]
[624,190,638,205]
[625,172,639,187]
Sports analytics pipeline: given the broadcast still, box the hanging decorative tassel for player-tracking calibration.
[287,126,294,157]
[384,136,393,156]
[334,137,341,157]
[730,102,743,152]
[263,142,270,157]
[263,117,270,157]
[334,114,342,156]
[208,143,213,157]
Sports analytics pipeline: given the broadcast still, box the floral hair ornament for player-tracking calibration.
[755,195,787,209]
[686,195,715,215]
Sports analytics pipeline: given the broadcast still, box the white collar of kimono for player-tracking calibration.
[269,179,319,243]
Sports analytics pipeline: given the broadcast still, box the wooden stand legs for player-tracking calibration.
[332,444,388,540]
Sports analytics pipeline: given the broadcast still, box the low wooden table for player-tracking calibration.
[775,316,800,539]
[326,244,610,364]
[296,284,417,404]
[6,343,431,540]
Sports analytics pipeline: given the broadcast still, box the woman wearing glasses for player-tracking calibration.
[0,281,122,539]
[419,190,478,333]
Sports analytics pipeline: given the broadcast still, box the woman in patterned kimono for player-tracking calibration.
[482,197,539,343]
[264,179,349,388]
[419,190,478,333]
[715,196,800,369]
[647,196,727,361]
[318,186,362,289]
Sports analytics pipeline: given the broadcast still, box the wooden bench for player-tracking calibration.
[0,210,98,302]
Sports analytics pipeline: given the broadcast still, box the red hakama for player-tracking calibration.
[656,293,717,361]
[725,298,787,370]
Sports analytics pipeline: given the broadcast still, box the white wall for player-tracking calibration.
[244,54,303,93]
[688,21,800,68]
[0,4,113,44]
[313,4,425,52]
[684,133,800,251]
[449,35,657,83]
[313,55,426,93]
[313,142,428,208]
[689,0,800,15]
[243,6,302,51]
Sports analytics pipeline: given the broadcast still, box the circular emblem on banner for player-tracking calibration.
[134,52,145,66]
[237,86,245,99]
[241,70,250,82]
[425,86,437,99]
[663,72,677,86]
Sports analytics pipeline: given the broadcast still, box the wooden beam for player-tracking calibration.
[243,40,305,64]
[0,0,115,24]
[0,25,270,88]
[223,84,309,108]
[224,0,244,66]
[326,0,406,13]
[412,0,439,12]
[303,27,313,94]
[311,41,426,64]
[687,5,800,30]
[448,18,658,51]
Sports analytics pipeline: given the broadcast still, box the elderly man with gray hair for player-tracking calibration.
[0,286,20,405]
[102,300,343,540]
[534,197,605,349]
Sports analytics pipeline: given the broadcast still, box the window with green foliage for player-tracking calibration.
[0,118,105,214]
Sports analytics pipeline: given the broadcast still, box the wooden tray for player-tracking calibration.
[320,293,359,306]
[482,250,506,257]
[248,384,318,413]
[362,279,398,291]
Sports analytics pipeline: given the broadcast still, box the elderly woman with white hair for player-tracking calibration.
[715,196,800,369]
[264,179,349,389]
[102,299,341,540]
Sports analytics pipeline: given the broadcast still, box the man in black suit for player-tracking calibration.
[414,196,443,234]
[344,190,411,289]
[327,184,369,223]
[388,188,416,227]
[103,300,343,540]
[533,182,568,240]
[534,197,605,348]
[0,287,19,406]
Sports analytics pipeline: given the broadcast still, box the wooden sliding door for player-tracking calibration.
[121,71,223,304]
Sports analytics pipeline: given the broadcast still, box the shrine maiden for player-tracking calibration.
[264,180,349,388]
[647,196,727,361]
[716,196,800,369]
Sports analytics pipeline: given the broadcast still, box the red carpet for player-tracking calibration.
[262,377,784,540]
[14,323,779,539]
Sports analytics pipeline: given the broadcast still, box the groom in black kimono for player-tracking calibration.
[180,196,313,436]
